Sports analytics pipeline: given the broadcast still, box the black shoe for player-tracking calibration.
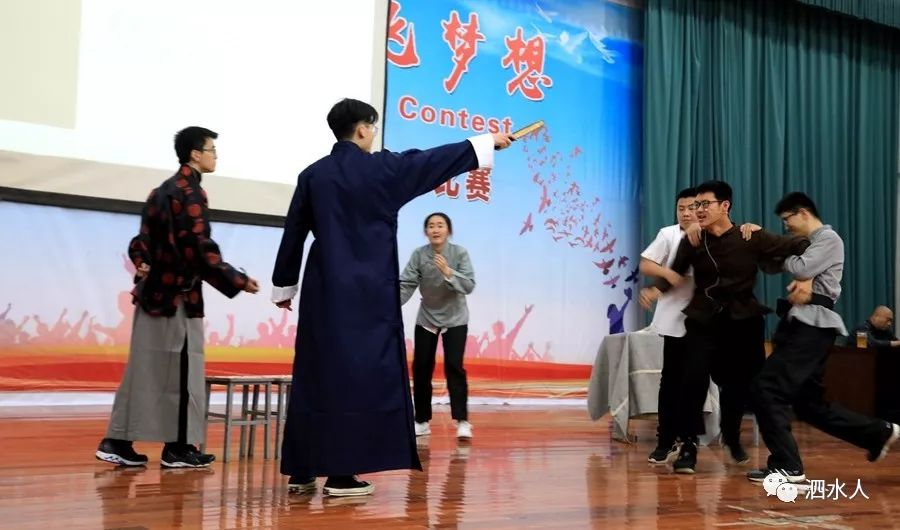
[323,475,375,497]
[648,441,679,464]
[95,438,148,466]
[160,443,213,468]
[723,442,750,465]
[867,422,900,462]
[288,476,317,494]
[747,467,806,483]
[184,444,216,466]
[673,440,697,474]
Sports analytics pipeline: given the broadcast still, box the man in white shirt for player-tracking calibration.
[639,187,700,463]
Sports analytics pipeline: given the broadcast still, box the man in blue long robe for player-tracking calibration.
[271,98,513,496]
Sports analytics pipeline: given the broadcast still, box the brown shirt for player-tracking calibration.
[656,226,809,323]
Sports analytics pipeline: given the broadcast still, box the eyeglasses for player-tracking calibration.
[369,124,379,135]
[200,146,217,154]
[780,211,800,224]
[689,200,723,211]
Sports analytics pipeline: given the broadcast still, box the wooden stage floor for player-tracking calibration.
[1,406,899,529]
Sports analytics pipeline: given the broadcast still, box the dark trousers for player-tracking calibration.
[413,324,468,422]
[751,319,886,471]
[676,315,766,445]
[875,349,900,424]
[176,338,189,446]
[656,335,703,446]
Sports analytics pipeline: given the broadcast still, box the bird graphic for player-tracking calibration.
[538,185,551,213]
[519,213,534,235]
[588,29,617,64]
[534,2,557,23]
[625,266,639,283]
[603,275,621,288]
[598,238,616,253]
[593,259,615,275]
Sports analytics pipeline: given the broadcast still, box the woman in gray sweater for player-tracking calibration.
[400,213,475,439]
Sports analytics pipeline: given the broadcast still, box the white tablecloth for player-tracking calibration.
[587,330,721,444]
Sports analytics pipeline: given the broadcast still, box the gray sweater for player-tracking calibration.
[783,224,847,335]
[400,242,475,330]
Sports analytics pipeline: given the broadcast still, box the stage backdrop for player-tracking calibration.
[387,0,643,398]
[0,0,642,400]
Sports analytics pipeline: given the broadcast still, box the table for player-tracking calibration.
[587,330,722,444]
[823,345,882,416]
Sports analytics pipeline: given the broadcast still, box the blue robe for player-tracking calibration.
[273,138,485,477]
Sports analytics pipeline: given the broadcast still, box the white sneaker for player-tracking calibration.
[415,422,431,436]
[456,421,473,439]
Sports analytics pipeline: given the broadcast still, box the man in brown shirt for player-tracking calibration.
[641,180,809,474]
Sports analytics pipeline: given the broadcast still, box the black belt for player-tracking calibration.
[776,293,834,318]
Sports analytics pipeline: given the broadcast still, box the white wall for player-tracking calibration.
[0,0,389,215]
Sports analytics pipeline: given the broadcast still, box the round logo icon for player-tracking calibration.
[763,473,787,496]
[776,482,799,503]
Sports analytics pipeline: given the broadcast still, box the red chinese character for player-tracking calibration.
[441,11,486,93]
[466,169,491,203]
[387,0,420,68]
[501,27,553,101]
[435,177,461,199]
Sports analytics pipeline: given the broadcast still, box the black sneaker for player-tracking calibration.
[867,422,900,462]
[323,475,375,497]
[288,476,317,494]
[673,440,697,474]
[160,443,214,468]
[723,442,750,465]
[648,441,679,464]
[184,445,216,466]
[747,467,806,483]
[95,438,149,466]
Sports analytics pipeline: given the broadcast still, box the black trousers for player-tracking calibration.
[656,335,703,446]
[875,349,900,424]
[675,314,766,445]
[176,338,189,445]
[751,319,886,471]
[413,325,468,422]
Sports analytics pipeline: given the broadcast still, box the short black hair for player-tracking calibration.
[327,98,379,141]
[673,187,696,222]
[775,191,820,219]
[424,212,453,234]
[676,187,696,201]
[695,180,733,203]
[174,126,217,165]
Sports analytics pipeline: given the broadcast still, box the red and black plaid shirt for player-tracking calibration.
[128,165,248,318]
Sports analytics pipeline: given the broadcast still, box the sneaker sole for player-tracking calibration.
[95,450,147,467]
[287,483,317,494]
[160,459,212,469]
[415,431,431,437]
[748,474,807,484]
[323,484,375,497]
[872,423,900,462]
[648,448,680,465]
[674,467,695,474]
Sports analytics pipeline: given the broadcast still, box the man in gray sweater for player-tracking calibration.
[747,192,900,483]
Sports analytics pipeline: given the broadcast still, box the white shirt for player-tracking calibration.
[641,224,695,337]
